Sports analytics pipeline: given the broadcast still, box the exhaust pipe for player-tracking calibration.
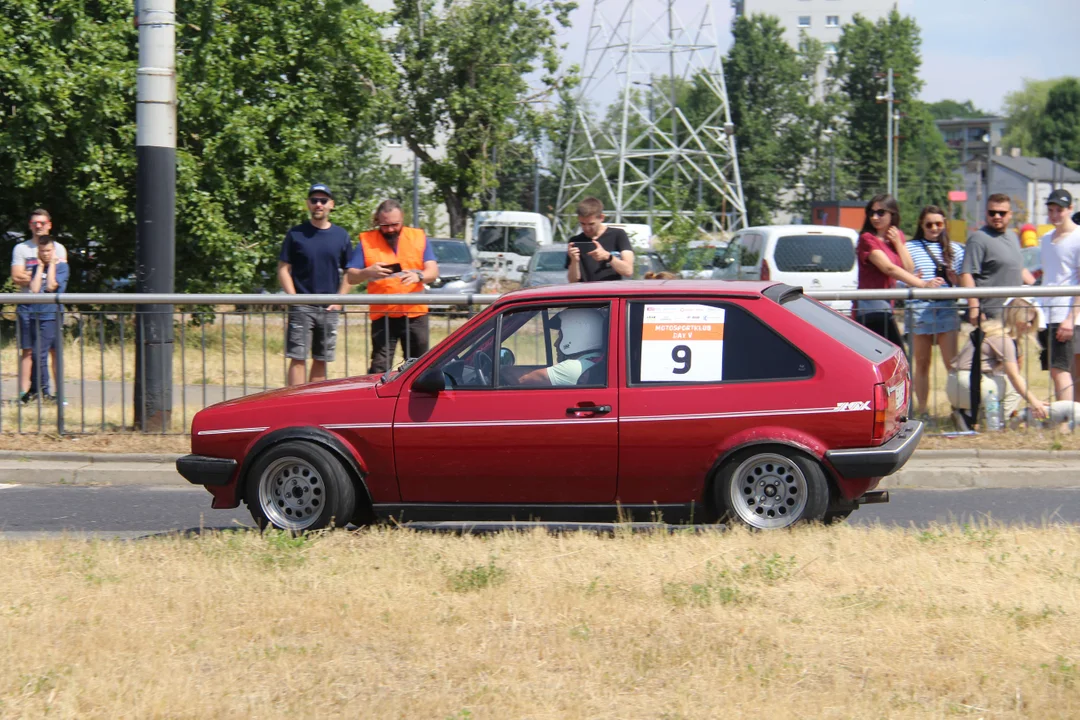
[857,490,890,505]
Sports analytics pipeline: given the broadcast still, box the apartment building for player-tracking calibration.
[732,0,897,57]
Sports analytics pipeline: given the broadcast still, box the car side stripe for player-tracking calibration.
[621,407,856,423]
[196,427,269,436]
[396,418,618,429]
[321,423,393,430]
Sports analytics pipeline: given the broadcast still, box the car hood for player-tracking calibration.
[437,262,476,276]
[208,374,383,409]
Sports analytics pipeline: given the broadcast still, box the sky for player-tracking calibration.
[552,0,1080,116]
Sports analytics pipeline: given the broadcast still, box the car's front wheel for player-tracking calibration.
[714,447,829,529]
[245,441,356,532]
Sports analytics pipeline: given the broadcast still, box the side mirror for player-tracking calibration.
[412,367,445,394]
[500,347,516,366]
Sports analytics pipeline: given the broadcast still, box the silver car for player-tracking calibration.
[521,244,570,288]
[427,238,484,295]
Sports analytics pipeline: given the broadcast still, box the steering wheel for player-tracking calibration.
[473,351,493,386]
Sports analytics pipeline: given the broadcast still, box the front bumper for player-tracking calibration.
[824,419,923,478]
[176,454,238,486]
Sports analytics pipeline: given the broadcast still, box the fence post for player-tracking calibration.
[56,304,65,435]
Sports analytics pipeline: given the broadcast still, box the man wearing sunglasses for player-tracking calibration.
[960,193,1035,323]
[345,199,439,374]
[278,183,353,386]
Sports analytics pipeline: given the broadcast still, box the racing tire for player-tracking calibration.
[245,440,356,533]
[714,447,829,530]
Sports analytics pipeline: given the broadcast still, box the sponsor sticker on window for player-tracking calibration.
[640,304,725,382]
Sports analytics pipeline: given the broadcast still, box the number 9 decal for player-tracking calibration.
[672,344,692,374]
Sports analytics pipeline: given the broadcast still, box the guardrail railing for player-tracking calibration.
[0,285,1076,436]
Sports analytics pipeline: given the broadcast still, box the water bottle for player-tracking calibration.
[985,388,1002,431]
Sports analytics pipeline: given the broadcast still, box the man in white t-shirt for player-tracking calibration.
[11,209,68,395]
[1038,189,1080,403]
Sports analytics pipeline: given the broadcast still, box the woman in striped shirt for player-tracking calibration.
[906,205,965,418]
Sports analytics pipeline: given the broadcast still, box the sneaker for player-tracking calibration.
[18,391,35,406]
[41,394,57,404]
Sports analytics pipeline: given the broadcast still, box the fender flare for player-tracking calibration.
[704,438,838,511]
[238,427,373,510]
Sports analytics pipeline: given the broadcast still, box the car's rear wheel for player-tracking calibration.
[715,448,828,530]
[245,441,356,532]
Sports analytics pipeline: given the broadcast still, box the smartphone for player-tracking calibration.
[384,262,403,274]
[572,241,594,254]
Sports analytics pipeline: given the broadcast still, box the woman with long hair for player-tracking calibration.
[907,205,965,418]
[946,298,1048,429]
[855,195,945,348]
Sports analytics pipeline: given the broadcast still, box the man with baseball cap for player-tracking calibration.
[278,183,353,386]
[1037,188,1080,408]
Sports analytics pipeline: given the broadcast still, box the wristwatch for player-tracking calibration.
[414,270,424,283]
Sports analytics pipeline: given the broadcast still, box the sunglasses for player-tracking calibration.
[869,208,890,218]
[308,197,331,205]
[987,209,1009,217]
[923,221,945,229]
[378,223,403,230]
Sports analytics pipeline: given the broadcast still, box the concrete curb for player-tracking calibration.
[0,449,1077,490]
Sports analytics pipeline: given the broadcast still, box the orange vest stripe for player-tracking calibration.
[359,227,429,320]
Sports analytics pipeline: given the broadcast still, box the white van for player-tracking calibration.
[711,225,859,311]
[605,222,653,250]
[472,211,554,282]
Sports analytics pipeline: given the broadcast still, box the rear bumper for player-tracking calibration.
[176,454,238,487]
[825,420,923,479]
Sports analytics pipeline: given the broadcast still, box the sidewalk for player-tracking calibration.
[0,449,1077,490]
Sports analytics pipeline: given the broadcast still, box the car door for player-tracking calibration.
[737,232,763,279]
[393,301,619,503]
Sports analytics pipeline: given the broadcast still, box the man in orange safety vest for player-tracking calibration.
[345,199,440,374]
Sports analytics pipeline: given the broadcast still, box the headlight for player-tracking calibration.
[461,271,478,283]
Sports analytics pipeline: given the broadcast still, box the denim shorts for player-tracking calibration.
[286,305,339,362]
[910,301,960,335]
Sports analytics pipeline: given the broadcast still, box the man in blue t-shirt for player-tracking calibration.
[278,183,353,386]
[23,236,69,403]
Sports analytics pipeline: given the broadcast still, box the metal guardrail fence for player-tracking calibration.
[1,285,1078,435]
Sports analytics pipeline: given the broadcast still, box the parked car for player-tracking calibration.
[178,280,921,532]
[521,244,569,288]
[678,240,730,279]
[712,225,858,311]
[426,238,484,295]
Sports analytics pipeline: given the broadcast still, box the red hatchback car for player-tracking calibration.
[178,281,921,531]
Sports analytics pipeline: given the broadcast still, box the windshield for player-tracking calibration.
[432,240,473,264]
[532,251,567,272]
[772,235,855,273]
[782,295,894,361]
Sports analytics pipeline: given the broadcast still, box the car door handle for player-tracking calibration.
[566,405,612,415]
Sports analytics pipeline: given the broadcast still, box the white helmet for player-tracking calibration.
[555,308,605,356]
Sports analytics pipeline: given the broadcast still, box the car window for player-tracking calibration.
[739,233,762,266]
[509,227,539,256]
[431,240,473,264]
[427,318,498,389]
[495,304,609,389]
[476,226,506,253]
[771,235,855,272]
[533,251,567,272]
[627,301,813,385]
[779,295,895,362]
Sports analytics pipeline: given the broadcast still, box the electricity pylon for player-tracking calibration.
[555,0,747,239]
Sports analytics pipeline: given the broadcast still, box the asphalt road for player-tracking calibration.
[1,485,1079,539]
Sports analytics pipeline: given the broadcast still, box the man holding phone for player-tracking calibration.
[566,197,634,282]
[345,199,439,374]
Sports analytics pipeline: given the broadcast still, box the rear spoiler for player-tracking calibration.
[762,283,804,305]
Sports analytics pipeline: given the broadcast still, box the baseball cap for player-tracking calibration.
[1047,188,1072,208]
[307,183,334,199]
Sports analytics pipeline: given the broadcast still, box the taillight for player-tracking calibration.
[760,258,771,281]
[872,382,887,443]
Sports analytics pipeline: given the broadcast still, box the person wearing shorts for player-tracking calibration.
[1037,189,1080,401]
[905,205,965,418]
[11,209,68,396]
[277,183,353,386]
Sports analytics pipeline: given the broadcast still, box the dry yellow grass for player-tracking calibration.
[2,525,1079,718]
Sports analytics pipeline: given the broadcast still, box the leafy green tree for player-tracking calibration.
[722,15,817,224]
[0,0,137,290]
[827,9,956,220]
[1031,78,1080,171]
[389,0,576,238]
[1001,78,1072,155]
[0,0,394,292]
[926,99,987,121]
